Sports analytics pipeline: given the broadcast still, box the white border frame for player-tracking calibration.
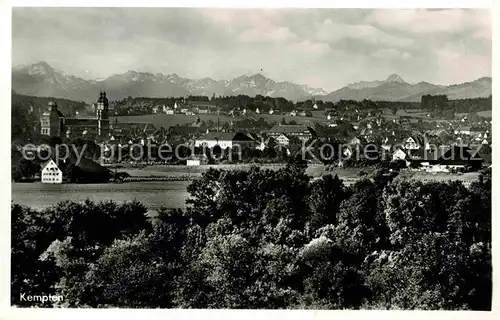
[0,1,497,319]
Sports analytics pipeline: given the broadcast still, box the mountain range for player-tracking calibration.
[12,62,491,103]
[12,62,327,103]
[322,74,491,102]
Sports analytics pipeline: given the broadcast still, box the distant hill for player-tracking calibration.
[11,92,86,117]
[12,62,327,103]
[321,74,491,102]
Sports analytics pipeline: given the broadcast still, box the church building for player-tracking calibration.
[40,91,110,140]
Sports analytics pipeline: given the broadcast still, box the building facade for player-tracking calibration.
[267,124,315,141]
[40,91,110,140]
[41,159,63,184]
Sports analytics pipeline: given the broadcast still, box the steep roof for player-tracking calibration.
[69,157,111,174]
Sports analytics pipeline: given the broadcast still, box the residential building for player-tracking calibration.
[392,148,407,161]
[275,134,290,146]
[407,145,483,170]
[196,108,211,114]
[110,121,157,139]
[469,127,486,138]
[426,129,453,145]
[267,124,316,141]
[455,126,472,135]
[162,105,173,114]
[189,101,217,114]
[195,132,257,150]
[403,135,424,150]
[187,154,209,166]
[41,159,63,184]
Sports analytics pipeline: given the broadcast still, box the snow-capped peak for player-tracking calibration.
[386,74,406,83]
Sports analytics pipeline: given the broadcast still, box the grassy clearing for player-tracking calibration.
[477,110,492,118]
[398,170,479,183]
[112,111,330,129]
[112,114,236,128]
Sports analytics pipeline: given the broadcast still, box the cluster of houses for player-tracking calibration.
[33,91,492,182]
[151,101,218,115]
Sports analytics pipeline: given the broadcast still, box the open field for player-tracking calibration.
[121,164,481,185]
[12,166,481,214]
[398,170,480,184]
[121,163,326,178]
[11,181,191,212]
[477,110,492,118]
[112,114,236,128]
[112,111,330,129]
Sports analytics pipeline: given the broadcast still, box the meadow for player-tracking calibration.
[112,110,330,128]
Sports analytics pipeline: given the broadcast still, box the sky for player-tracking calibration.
[12,8,492,92]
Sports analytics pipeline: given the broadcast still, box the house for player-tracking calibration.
[268,108,275,115]
[469,127,486,138]
[164,107,175,115]
[313,103,318,110]
[407,146,483,170]
[180,108,189,114]
[290,110,297,116]
[267,124,316,141]
[275,134,290,146]
[392,148,407,161]
[41,159,63,184]
[110,121,157,138]
[187,154,209,166]
[403,135,424,150]
[455,126,472,135]
[255,108,261,114]
[194,132,257,150]
[196,108,211,114]
[152,106,160,114]
[189,101,217,114]
[426,129,453,145]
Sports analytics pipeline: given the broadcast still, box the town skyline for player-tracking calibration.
[12,8,492,92]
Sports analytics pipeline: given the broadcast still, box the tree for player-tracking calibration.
[308,174,347,231]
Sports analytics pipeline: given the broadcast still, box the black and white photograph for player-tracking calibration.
[6,4,494,312]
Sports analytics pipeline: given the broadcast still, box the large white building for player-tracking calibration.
[195,132,257,150]
[41,159,63,184]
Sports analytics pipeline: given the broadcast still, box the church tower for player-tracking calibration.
[96,91,110,137]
